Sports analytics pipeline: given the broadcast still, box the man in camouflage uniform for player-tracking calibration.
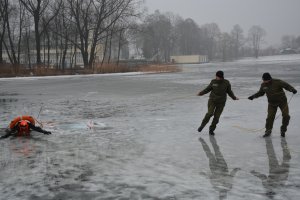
[197,71,239,135]
[248,72,297,137]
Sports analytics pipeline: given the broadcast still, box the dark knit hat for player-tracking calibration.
[216,71,224,79]
[262,72,272,81]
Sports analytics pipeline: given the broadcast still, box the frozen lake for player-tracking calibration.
[1,54,300,200]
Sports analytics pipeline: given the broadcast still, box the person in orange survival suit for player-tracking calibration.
[0,116,51,139]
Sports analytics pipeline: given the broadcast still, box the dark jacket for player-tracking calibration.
[199,79,237,103]
[251,79,296,104]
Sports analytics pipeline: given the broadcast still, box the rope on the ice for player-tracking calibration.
[273,93,294,121]
[37,104,43,119]
[33,105,44,128]
[233,94,295,133]
[34,117,44,128]
[232,125,264,133]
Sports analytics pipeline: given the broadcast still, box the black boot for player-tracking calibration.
[198,126,204,132]
[281,127,287,138]
[209,129,215,136]
[263,130,272,137]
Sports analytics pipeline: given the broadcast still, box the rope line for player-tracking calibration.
[233,94,295,133]
[33,105,44,128]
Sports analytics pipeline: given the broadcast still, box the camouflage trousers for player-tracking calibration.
[266,101,290,133]
[200,99,225,131]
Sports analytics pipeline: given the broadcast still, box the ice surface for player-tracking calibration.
[1,55,300,200]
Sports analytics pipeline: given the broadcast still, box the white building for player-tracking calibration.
[170,55,208,64]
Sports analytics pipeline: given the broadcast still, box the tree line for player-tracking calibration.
[135,10,300,62]
[0,0,141,70]
[1,1,300,71]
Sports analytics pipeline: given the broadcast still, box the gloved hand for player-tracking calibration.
[248,96,254,100]
[44,131,51,135]
[197,92,203,96]
[293,90,297,94]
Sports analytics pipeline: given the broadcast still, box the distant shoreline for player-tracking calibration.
[0,64,181,78]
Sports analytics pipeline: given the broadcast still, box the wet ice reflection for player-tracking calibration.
[199,136,240,200]
[250,138,291,199]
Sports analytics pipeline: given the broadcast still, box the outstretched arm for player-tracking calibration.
[249,85,265,100]
[198,81,213,96]
[28,123,51,135]
[0,126,18,140]
[0,131,12,140]
[227,83,238,100]
[250,170,267,181]
[280,80,297,94]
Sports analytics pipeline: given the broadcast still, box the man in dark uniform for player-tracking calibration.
[197,71,239,135]
[248,72,297,137]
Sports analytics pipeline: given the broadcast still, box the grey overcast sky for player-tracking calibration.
[145,0,300,46]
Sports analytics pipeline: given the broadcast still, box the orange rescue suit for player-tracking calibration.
[9,116,35,136]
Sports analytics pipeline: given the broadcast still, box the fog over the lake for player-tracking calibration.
[145,0,300,46]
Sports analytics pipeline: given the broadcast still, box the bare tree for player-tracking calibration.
[19,0,62,65]
[280,35,300,50]
[51,1,74,70]
[201,23,221,60]
[107,23,116,64]
[281,35,293,49]
[231,24,244,59]
[1,0,23,65]
[24,17,33,69]
[116,26,130,65]
[175,18,202,55]
[248,25,266,58]
[0,0,6,64]
[219,32,233,62]
[140,10,173,62]
[67,0,140,68]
